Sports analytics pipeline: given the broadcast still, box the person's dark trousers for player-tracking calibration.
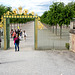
[18,33,19,37]
[15,43,19,51]
[17,44,19,51]
[15,43,17,51]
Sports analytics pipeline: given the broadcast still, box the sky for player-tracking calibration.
[0,0,75,16]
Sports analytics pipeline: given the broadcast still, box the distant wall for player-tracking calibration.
[70,33,75,52]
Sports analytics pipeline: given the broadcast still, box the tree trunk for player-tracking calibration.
[21,23,22,28]
[53,25,54,33]
[17,23,18,29]
[66,25,69,29]
[50,26,51,31]
[60,25,62,39]
[55,25,57,35]
[14,23,15,29]
[11,23,12,30]
[20,23,21,29]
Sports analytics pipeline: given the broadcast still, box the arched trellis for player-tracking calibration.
[1,7,40,50]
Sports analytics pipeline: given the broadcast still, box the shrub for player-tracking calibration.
[65,43,70,50]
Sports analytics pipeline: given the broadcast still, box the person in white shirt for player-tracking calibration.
[23,30,27,41]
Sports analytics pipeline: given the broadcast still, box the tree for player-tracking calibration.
[47,10,55,33]
[0,4,12,21]
[40,1,75,38]
[68,2,75,17]
[41,11,48,23]
[64,5,74,26]
[49,2,59,34]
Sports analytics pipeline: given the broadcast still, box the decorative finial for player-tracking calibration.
[13,9,17,15]
[24,9,28,15]
[31,11,34,15]
[18,6,22,15]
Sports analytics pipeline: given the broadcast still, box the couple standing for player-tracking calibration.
[14,30,27,52]
[14,35,20,52]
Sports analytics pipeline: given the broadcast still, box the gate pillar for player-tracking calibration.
[4,18,10,50]
[6,18,10,49]
[4,18,7,50]
[35,18,38,49]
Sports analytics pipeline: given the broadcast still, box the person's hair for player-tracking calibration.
[24,30,25,33]
[14,36,16,38]
[18,29,19,31]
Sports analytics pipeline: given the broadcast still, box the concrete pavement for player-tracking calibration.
[0,21,75,75]
[0,50,75,75]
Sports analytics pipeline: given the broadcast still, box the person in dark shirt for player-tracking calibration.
[14,35,20,51]
[17,29,20,37]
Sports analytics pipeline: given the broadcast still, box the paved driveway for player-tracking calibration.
[0,50,75,75]
[0,22,75,75]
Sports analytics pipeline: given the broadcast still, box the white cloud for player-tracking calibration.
[54,0,72,4]
[0,0,74,16]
